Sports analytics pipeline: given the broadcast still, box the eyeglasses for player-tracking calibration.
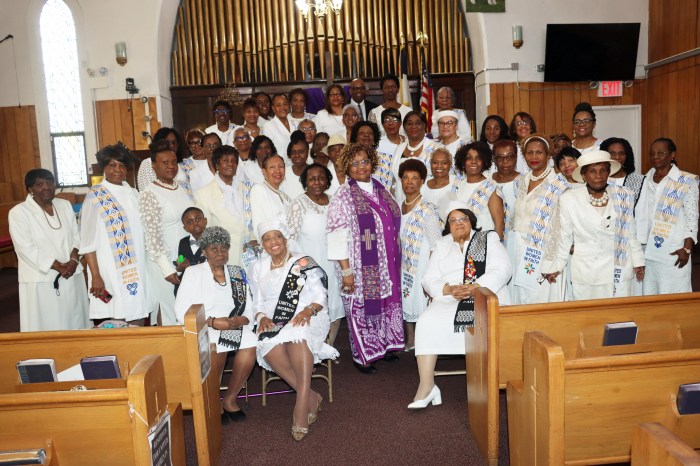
[188,140,201,147]
[350,159,371,167]
[573,118,594,126]
[383,117,401,124]
[438,120,456,127]
[328,92,343,97]
[515,120,531,127]
[214,109,230,115]
[494,154,516,162]
[649,151,670,157]
[448,215,469,224]
[299,127,316,132]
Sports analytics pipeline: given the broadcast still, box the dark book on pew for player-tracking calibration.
[17,358,57,384]
[80,355,121,380]
[677,383,700,415]
[603,321,638,346]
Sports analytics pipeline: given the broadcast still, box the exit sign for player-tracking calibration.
[598,81,624,98]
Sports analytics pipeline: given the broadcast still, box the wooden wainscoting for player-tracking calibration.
[95,98,160,151]
[0,105,41,203]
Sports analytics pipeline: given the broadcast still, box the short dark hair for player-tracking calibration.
[252,91,271,103]
[651,137,677,153]
[442,208,480,236]
[509,112,537,140]
[300,163,333,190]
[202,132,223,146]
[25,168,55,189]
[152,127,186,163]
[212,99,232,114]
[381,107,402,123]
[149,139,174,162]
[455,141,493,174]
[380,73,400,89]
[286,130,309,159]
[573,102,596,122]
[250,135,277,163]
[554,146,582,168]
[403,110,427,127]
[350,121,380,148]
[212,145,239,169]
[96,142,136,169]
[261,153,285,169]
[242,97,259,112]
[492,139,517,155]
[479,115,509,143]
[398,158,428,180]
[288,88,308,103]
[600,137,636,173]
[181,206,204,222]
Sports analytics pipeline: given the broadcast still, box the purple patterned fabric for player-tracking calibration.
[327,179,404,364]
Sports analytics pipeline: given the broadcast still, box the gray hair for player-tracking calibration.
[437,86,456,105]
[298,118,316,129]
[199,226,230,250]
[342,104,359,116]
[233,126,249,138]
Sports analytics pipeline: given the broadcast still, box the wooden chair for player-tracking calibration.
[632,422,700,466]
[0,355,186,466]
[506,331,700,465]
[0,305,221,466]
[464,289,700,466]
[261,360,333,406]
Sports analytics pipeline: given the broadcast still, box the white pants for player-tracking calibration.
[643,260,692,295]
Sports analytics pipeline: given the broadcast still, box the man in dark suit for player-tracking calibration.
[349,78,378,120]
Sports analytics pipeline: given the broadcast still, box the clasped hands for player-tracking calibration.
[443,283,480,300]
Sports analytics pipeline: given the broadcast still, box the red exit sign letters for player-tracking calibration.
[598,81,624,98]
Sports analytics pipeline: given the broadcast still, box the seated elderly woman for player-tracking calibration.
[250,219,338,441]
[408,201,512,409]
[175,226,256,422]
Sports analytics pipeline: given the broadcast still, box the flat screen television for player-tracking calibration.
[544,23,641,82]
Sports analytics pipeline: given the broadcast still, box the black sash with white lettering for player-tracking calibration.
[454,231,488,332]
[258,256,328,341]
[218,265,248,350]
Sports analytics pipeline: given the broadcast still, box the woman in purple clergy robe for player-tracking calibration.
[327,143,404,374]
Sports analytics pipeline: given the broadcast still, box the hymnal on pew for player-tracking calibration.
[17,358,57,383]
[603,321,638,346]
[677,383,700,415]
[80,355,121,380]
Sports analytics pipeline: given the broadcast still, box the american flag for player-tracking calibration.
[419,48,434,132]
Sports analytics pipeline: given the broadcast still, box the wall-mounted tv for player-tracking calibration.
[544,23,641,82]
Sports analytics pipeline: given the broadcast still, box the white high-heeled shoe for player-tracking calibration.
[407,385,442,409]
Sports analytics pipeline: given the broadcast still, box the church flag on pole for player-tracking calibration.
[419,48,434,132]
[399,44,411,107]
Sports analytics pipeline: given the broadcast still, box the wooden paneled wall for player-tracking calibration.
[648,0,699,62]
[0,105,41,203]
[95,98,160,151]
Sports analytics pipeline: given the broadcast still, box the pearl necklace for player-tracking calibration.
[589,190,609,207]
[154,179,178,190]
[529,167,551,182]
[403,193,422,206]
[406,139,425,156]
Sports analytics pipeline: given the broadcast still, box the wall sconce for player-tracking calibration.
[115,42,127,66]
[512,26,523,49]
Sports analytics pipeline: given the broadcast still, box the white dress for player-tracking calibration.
[249,182,291,240]
[281,169,307,201]
[287,195,344,322]
[10,196,89,331]
[261,116,294,163]
[452,178,502,231]
[79,181,150,321]
[250,254,339,370]
[421,177,455,209]
[314,109,345,136]
[174,262,256,353]
[240,159,264,185]
[416,232,511,355]
[289,112,316,128]
[205,123,239,146]
[139,182,195,325]
[188,158,216,194]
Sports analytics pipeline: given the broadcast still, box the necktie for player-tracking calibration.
[190,239,200,248]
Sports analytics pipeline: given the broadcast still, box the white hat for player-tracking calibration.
[572,150,622,183]
[438,195,471,222]
[257,218,291,241]
[322,133,347,156]
[437,110,459,122]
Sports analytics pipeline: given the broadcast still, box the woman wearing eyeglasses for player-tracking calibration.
[508,112,537,175]
[430,86,472,141]
[375,107,406,192]
[205,100,237,146]
[437,111,468,165]
[327,143,404,374]
[408,201,511,409]
[491,139,520,241]
[315,84,346,136]
[571,102,601,154]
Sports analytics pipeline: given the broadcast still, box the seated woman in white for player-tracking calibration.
[409,202,511,409]
[250,219,338,440]
[175,226,255,422]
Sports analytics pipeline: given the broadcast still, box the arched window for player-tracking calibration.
[39,0,87,186]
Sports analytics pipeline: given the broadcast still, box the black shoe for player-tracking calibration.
[383,353,400,362]
[354,363,377,374]
[222,408,247,423]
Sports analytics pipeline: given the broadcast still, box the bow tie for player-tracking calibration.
[190,239,200,247]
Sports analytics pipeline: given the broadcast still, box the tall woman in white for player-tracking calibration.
[10,169,89,331]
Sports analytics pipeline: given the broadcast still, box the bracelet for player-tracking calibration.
[305,305,319,316]
[70,257,80,264]
[340,268,354,277]
[207,317,216,329]
[255,312,266,325]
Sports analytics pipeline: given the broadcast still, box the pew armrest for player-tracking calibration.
[632,422,700,466]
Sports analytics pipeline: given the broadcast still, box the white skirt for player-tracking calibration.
[19,276,90,332]
[256,310,339,370]
[414,297,466,355]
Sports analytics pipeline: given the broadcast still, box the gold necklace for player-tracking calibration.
[42,202,62,230]
[271,253,290,268]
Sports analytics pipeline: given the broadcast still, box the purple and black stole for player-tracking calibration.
[258,256,328,341]
[347,178,401,316]
[454,231,488,332]
[218,265,248,350]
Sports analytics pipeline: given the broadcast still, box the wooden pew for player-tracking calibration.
[506,331,700,465]
[632,422,700,466]
[0,439,60,465]
[0,355,186,466]
[0,201,20,269]
[0,305,221,466]
[464,290,700,466]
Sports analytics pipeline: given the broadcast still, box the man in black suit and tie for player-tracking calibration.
[349,78,378,121]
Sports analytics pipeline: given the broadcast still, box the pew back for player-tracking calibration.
[632,422,700,466]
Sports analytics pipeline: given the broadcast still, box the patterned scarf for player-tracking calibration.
[218,265,248,350]
[516,173,569,251]
[464,179,498,218]
[623,172,646,208]
[400,201,438,298]
[373,150,394,190]
[454,231,488,332]
[258,256,327,341]
[608,185,635,286]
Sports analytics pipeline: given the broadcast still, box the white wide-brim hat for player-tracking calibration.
[572,150,622,183]
[321,133,347,156]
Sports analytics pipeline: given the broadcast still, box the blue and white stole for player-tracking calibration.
[646,169,699,262]
[400,201,439,299]
[513,172,568,290]
[608,184,635,292]
[84,183,143,301]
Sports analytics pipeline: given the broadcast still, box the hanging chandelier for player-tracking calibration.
[295,0,343,21]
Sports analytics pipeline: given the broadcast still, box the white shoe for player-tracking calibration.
[407,385,442,409]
